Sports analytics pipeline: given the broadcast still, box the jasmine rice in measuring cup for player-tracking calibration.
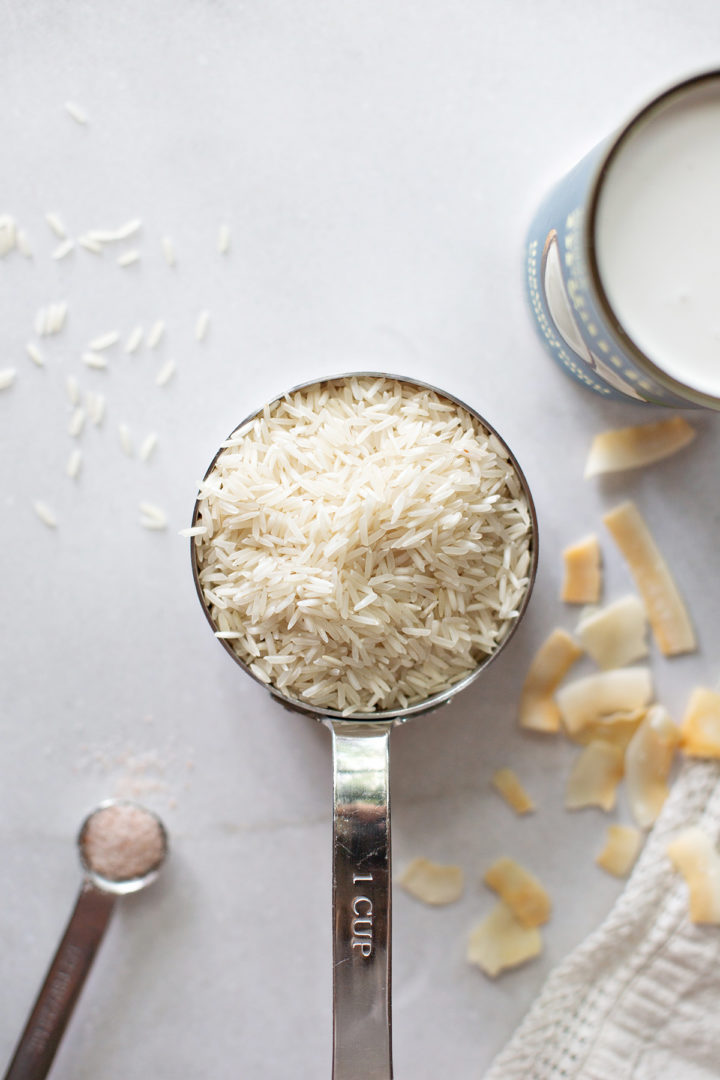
[192,376,532,715]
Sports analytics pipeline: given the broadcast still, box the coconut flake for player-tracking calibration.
[603,500,695,657]
[483,857,551,927]
[596,824,643,877]
[519,628,583,733]
[399,857,464,905]
[565,739,624,811]
[491,768,535,815]
[626,705,680,827]
[467,902,542,978]
[667,827,720,924]
[561,534,602,604]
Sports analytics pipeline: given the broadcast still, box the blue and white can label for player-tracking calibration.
[525,72,720,409]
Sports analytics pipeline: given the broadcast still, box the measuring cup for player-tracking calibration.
[4,800,168,1080]
[190,373,538,1079]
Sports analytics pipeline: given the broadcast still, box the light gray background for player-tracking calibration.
[1,3,718,1077]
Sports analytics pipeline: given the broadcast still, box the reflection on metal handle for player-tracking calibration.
[4,883,115,1080]
[327,720,393,1080]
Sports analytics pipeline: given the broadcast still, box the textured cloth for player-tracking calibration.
[485,761,720,1080]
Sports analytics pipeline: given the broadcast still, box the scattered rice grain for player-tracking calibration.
[78,235,103,255]
[82,351,108,370]
[139,502,167,530]
[89,330,120,351]
[0,368,16,390]
[85,390,106,426]
[155,358,175,387]
[147,320,165,349]
[68,406,86,437]
[26,343,44,367]
[64,101,88,125]
[52,239,74,260]
[118,423,134,456]
[179,525,208,538]
[65,374,80,405]
[161,236,176,267]
[195,310,210,341]
[45,212,67,239]
[125,326,143,353]
[66,448,82,479]
[217,223,230,254]
[34,501,57,528]
[16,229,32,258]
[117,249,140,267]
[0,215,17,256]
[139,432,158,461]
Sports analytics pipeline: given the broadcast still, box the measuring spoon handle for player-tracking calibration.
[327,720,393,1080]
[4,882,115,1080]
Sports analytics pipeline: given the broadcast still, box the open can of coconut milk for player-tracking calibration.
[526,70,720,409]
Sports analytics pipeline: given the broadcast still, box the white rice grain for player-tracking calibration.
[82,351,108,370]
[0,368,16,390]
[78,235,103,255]
[26,343,44,367]
[16,229,32,258]
[147,320,165,349]
[217,223,230,254]
[68,406,86,437]
[161,236,176,267]
[66,448,82,479]
[0,215,17,256]
[45,212,68,239]
[88,330,120,351]
[85,390,106,426]
[195,310,210,342]
[118,423,134,456]
[139,502,167,530]
[65,374,80,405]
[117,249,140,267]
[65,101,88,125]
[155,358,175,387]
[34,501,57,528]
[179,526,208,538]
[34,307,48,336]
[114,219,142,240]
[125,326,143,353]
[52,239,75,260]
[139,432,158,461]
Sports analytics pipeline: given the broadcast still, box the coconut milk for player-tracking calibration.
[595,80,720,398]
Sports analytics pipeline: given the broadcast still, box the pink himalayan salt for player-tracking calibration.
[82,803,165,881]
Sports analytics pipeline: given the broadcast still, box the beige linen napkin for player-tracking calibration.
[484,760,720,1080]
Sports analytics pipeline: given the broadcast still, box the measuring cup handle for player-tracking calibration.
[3,882,115,1080]
[326,719,394,1080]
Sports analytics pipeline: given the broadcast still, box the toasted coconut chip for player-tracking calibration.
[557,667,653,736]
[565,739,624,811]
[626,705,680,828]
[483,857,551,927]
[491,768,535,815]
[519,628,583,733]
[576,595,648,670]
[679,687,720,758]
[399,857,463,905]
[596,824,644,877]
[562,534,601,604]
[569,708,646,750]
[666,827,720,925]
[584,417,696,478]
[603,501,695,657]
[467,902,542,977]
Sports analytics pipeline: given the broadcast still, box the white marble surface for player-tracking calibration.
[1,3,719,1077]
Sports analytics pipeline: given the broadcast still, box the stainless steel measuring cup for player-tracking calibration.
[190,373,538,1080]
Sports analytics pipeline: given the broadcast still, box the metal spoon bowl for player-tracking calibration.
[190,372,538,1080]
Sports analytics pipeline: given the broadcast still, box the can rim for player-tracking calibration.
[584,68,720,408]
